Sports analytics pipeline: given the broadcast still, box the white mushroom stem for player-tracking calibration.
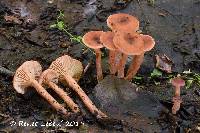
[125,53,144,80]
[109,50,117,75]
[117,53,128,78]
[63,75,107,119]
[95,49,103,82]
[31,80,69,115]
[47,81,80,113]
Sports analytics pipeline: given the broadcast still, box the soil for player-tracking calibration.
[0,0,200,132]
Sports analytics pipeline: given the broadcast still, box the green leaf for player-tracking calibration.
[50,24,57,28]
[150,69,162,77]
[186,79,193,89]
[134,76,143,80]
[57,21,65,30]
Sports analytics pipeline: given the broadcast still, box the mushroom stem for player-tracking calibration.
[95,49,103,82]
[117,53,128,78]
[63,75,107,119]
[31,80,69,115]
[109,50,117,75]
[125,53,144,80]
[172,96,182,114]
[47,81,80,113]
[174,86,180,97]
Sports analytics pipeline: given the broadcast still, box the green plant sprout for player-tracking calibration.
[50,10,94,54]
[147,0,155,6]
[132,68,200,88]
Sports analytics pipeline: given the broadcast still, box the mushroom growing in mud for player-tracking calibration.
[13,61,69,115]
[107,13,140,78]
[125,34,155,80]
[39,69,80,113]
[49,55,107,119]
[113,31,144,78]
[171,76,185,114]
[82,31,104,82]
[100,31,118,74]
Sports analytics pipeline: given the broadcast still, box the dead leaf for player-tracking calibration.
[155,54,173,73]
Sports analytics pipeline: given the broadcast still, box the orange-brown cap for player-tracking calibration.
[82,31,104,49]
[13,61,42,94]
[49,55,83,82]
[140,34,155,52]
[107,13,139,32]
[100,31,117,51]
[113,31,144,55]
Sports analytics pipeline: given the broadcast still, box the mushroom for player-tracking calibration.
[49,55,107,119]
[39,69,80,113]
[171,76,185,97]
[82,31,104,82]
[13,61,69,115]
[125,34,155,80]
[171,76,185,114]
[100,31,118,74]
[107,13,140,78]
[113,31,144,78]
[107,13,139,32]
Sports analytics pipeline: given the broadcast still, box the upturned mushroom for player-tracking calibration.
[49,55,107,119]
[82,31,104,82]
[13,61,69,115]
[125,34,155,80]
[100,31,118,74]
[39,69,80,113]
[171,76,185,114]
[113,31,144,78]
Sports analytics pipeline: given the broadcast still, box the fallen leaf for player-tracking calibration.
[155,54,173,73]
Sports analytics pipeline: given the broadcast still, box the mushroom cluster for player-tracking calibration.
[13,55,107,119]
[82,13,155,81]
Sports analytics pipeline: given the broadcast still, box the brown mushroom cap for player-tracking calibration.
[82,31,104,49]
[107,13,139,32]
[38,69,59,85]
[49,55,83,82]
[171,77,185,87]
[113,31,144,55]
[13,61,42,94]
[100,31,117,51]
[141,34,155,52]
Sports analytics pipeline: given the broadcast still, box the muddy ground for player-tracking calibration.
[0,0,200,132]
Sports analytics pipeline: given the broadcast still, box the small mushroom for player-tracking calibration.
[113,31,144,78]
[171,76,185,97]
[171,76,185,114]
[82,31,104,82]
[107,13,139,32]
[100,31,118,74]
[39,69,80,113]
[125,34,155,80]
[13,61,68,115]
[49,55,107,119]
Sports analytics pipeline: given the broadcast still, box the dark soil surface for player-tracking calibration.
[0,0,200,132]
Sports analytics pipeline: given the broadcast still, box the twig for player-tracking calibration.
[0,66,14,76]
[83,62,92,74]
